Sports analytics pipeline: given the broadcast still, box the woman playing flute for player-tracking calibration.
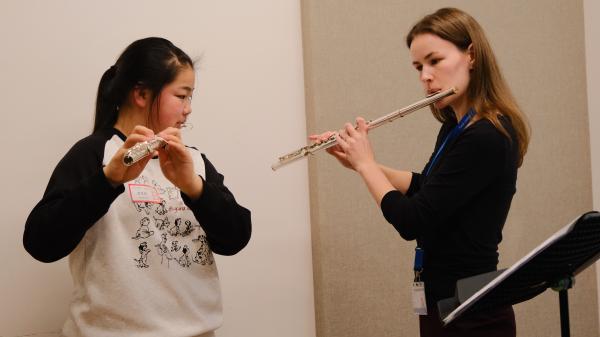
[311,7,529,337]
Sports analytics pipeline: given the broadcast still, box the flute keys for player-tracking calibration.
[123,137,166,166]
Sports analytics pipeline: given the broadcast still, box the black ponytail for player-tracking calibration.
[93,37,194,133]
[94,66,121,132]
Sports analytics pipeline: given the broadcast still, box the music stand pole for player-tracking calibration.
[552,276,575,337]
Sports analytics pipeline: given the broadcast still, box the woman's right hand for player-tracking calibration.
[308,131,355,170]
[103,125,156,186]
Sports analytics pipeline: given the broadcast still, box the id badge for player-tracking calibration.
[411,281,428,315]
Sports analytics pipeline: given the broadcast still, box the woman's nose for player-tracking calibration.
[420,68,433,83]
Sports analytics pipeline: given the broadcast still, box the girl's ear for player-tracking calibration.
[132,85,151,108]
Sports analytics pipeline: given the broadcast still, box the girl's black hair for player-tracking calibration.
[94,37,193,133]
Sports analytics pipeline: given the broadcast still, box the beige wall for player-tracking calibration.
[302,1,598,337]
[0,1,315,336]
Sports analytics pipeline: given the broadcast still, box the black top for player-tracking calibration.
[380,116,518,307]
[23,128,252,263]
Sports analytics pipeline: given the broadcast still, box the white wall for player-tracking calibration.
[584,0,600,327]
[0,1,315,337]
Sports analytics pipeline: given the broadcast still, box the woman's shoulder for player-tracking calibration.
[461,117,513,153]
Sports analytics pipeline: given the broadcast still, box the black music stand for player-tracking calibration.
[437,211,600,337]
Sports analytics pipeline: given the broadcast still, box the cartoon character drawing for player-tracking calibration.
[177,245,191,268]
[154,199,168,216]
[180,219,194,237]
[154,233,173,266]
[132,217,154,239]
[170,240,181,253]
[152,180,166,195]
[134,242,151,268]
[168,218,194,237]
[133,201,154,215]
[192,234,214,266]
[153,215,170,231]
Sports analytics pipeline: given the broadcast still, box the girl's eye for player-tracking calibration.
[176,95,193,102]
[430,58,441,65]
[415,65,423,72]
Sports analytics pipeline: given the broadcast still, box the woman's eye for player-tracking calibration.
[415,65,423,72]
[430,58,440,65]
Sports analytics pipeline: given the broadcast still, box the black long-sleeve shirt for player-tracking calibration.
[380,116,518,306]
[23,128,252,262]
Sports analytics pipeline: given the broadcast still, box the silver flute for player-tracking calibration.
[271,87,456,171]
[123,123,193,166]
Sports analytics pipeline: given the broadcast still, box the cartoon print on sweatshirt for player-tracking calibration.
[134,175,149,185]
[127,177,213,270]
[134,201,154,215]
[192,234,214,266]
[152,180,166,195]
[166,187,180,200]
[170,240,181,253]
[155,200,168,216]
[155,233,173,267]
[177,245,192,268]
[168,218,195,237]
[134,242,151,268]
[132,217,154,239]
[153,215,170,230]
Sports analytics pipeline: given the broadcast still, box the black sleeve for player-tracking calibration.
[406,172,423,197]
[380,124,508,240]
[180,154,252,256]
[23,136,124,263]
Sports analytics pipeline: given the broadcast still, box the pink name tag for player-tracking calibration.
[128,184,161,203]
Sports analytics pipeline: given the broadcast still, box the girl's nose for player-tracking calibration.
[183,99,192,115]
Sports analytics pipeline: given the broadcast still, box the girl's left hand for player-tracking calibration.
[336,117,376,172]
[156,127,203,200]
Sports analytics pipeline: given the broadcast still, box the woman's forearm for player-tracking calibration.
[379,164,413,194]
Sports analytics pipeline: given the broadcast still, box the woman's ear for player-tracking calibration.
[467,44,475,70]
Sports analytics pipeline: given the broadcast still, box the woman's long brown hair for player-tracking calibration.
[406,8,530,167]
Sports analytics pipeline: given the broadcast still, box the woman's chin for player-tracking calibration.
[434,101,448,110]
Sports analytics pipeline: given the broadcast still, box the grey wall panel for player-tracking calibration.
[301,1,598,336]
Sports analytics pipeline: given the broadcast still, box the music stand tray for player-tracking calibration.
[437,211,600,336]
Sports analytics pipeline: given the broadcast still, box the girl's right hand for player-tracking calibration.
[308,131,355,170]
[103,126,156,186]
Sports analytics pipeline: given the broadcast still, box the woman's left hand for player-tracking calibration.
[156,127,203,200]
[336,117,377,173]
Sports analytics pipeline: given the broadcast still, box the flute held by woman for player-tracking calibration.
[271,87,456,171]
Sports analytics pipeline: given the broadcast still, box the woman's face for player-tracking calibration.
[153,65,195,132]
[409,33,473,113]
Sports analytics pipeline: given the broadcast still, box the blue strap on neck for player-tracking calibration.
[424,108,476,176]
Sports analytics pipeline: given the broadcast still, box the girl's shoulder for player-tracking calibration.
[72,128,120,152]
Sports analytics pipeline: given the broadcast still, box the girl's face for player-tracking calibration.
[409,33,473,114]
[153,65,195,132]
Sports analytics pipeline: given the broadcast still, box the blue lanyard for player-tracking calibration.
[424,108,476,176]
[414,247,424,272]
